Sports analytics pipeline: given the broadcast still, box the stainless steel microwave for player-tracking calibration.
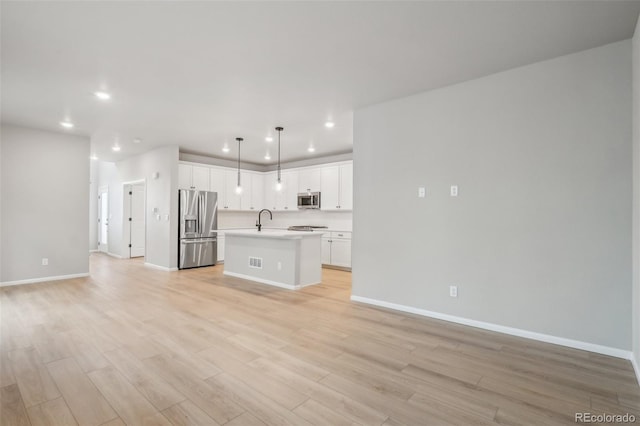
[297,192,321,209]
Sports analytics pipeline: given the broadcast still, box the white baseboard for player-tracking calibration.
[351,295,632,360]
[144,262,178,272]
[223,271,318,290]
[632,355,640,386]
[106,252,122,259]
[1,273,90,287]
[89,249,98,253]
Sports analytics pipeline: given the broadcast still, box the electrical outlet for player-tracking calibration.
[449,285,458,298]
[42,258,48,266]
[450,185,458,197]
[418,187,426,198]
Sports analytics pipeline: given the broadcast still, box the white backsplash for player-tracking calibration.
[218,210,352,231]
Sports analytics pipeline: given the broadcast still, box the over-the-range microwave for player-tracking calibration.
[297,192,321,209]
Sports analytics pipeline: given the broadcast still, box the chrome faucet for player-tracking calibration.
[256,209,272,232]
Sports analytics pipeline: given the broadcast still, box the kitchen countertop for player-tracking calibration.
[218,227,351,234]
[223,229,323,239]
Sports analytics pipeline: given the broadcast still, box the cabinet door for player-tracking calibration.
[283,171,298,210]
[217,236,225,262]
[298,168,321,193]
[321,238,331,265]
[320,166,340,210]
[264,172,278,210]
[224,170,242,210]
[250,173,264,211]
[192,166,210,191]
[240,171,252,211]
[331,238,352,268]
[178,164,193,190]
[339,163,353,210]
[209,168,226,209]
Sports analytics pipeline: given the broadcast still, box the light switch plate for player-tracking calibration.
[449,285,458,298]
[450,185,458,197]
[418,187,426,198]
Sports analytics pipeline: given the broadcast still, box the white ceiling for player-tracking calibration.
[2,1,639,164]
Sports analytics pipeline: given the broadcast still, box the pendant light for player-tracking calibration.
[275,126,283,191]
[235,137,243,194]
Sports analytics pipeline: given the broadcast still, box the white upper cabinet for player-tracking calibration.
[180,160,352,213]
[224,169,242,210]
[265,170,298,211]
[178,164,192,190]
[320,162,352,210]
[298,168,321,193]
[179,164,210,191]
[338,163,353,210]
[264,172,277,210]
[192,166,210,191]
[249,173,264,211]
[209,167,226,208]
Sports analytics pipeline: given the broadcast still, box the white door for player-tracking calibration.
[98,188,109,253]
[321,237,331,265]
[209,167,226,210]
[178,164,193,189]
[250,173,264,211]
[129,183,146,258]
[224,170,242,210]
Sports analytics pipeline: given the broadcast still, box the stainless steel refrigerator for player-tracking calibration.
[178,190,218,269]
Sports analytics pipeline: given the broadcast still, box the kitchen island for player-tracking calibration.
[223,229,322,290]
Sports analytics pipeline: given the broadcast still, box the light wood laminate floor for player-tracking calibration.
[1,253,638,425]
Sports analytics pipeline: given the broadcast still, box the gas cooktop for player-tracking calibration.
[287,225,329,232]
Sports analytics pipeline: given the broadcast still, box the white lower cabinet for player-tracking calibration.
[217,235,225,262]
[321,231,351,268]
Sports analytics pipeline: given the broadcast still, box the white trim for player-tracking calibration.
[144,262,178,272]
[632,355,640,386]
[106,252,122,259]
[1,273,89,287]
[350,295,633,360]
[223,271,319,290]
[89,249,99,253]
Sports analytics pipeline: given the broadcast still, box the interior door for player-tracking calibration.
[129,183,145,258]
[98,188,109,253]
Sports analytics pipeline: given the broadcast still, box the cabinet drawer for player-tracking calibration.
[331,231,351,240]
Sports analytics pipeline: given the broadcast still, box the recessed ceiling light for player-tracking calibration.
[325,121,335,128]
[112,145,121,152]
[60,121,74,129]
[265,136,273,142]
[94,91,111,100]
[264,153,271,160]
[133,138,142,144]
[222,146,230,153]
[308,146,316,153]
[89,155,98,160]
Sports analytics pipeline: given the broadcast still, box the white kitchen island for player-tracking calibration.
[223,229,322,290]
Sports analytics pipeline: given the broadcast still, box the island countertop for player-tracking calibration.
[223,229,323,239]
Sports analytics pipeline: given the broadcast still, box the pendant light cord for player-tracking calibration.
[276,127,283,183]
[236,137,243,187]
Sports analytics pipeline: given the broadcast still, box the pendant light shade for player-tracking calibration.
[275,126,283,191]
[235,137,243,194]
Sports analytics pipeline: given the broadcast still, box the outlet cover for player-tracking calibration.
[42,258,49,266]
[418,187,426,198]
[449,285,458,298]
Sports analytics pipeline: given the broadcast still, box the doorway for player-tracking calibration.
[98,186,109,253]
[124,181,146,258]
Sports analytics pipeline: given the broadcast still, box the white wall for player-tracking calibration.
[97,146,179,269]
[1,124,90,284]
[89,159,98,250]
[632,17,640,376]
[353,41,632,352]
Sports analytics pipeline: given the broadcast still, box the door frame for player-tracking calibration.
[97,186,109,253]
[122,179,147,259]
